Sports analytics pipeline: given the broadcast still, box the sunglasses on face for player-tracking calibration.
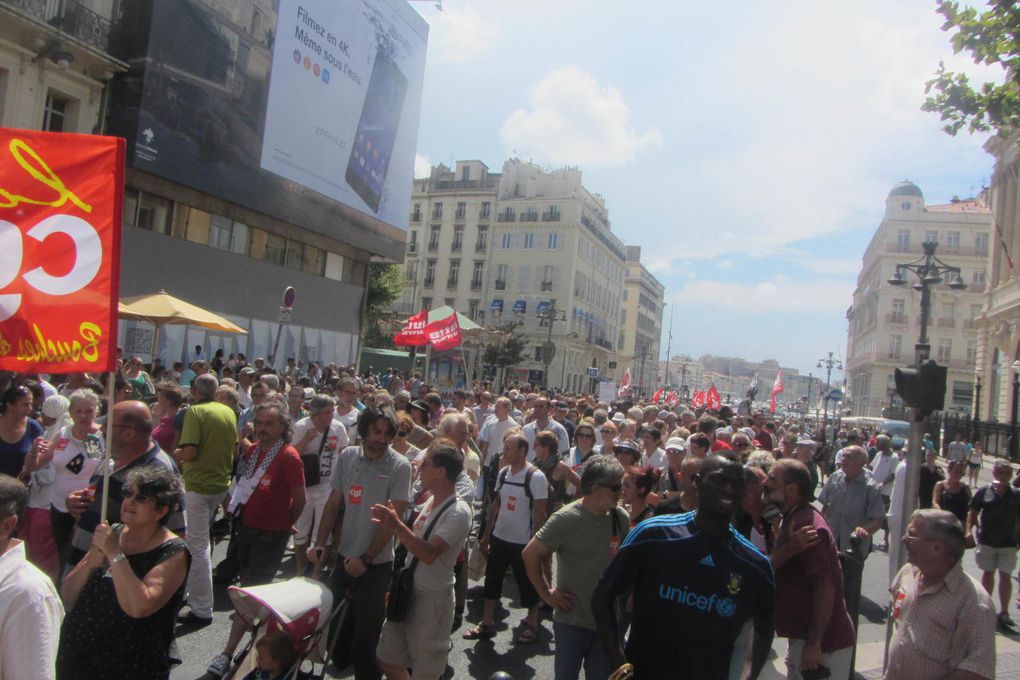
[576,432,594,438]
[602,482,623,493]
[121,489,152,503]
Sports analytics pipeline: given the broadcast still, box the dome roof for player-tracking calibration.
[888,181,923,199]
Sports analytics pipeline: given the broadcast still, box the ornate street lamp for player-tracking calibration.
[887,239,967,572]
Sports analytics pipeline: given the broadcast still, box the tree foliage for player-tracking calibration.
[363,263,404,349]
[923,0,1020,136]
[482,322,527,373]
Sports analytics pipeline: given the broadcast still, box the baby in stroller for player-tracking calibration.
[242,631,296,680]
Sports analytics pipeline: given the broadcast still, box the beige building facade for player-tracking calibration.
[619,246,664,396]
[845,181,991,417]
[400,158,629,391]
[977,132,1020,423]
[0,0,126,134]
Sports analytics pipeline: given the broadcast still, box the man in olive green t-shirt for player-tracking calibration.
[523,455,629,680]
[173,374,238,624]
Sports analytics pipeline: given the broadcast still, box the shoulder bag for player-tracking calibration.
[386,496,457,622]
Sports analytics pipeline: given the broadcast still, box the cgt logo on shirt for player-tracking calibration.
[348,485,363,505]
[658,584,737,618]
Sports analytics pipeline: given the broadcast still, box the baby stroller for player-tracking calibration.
[222,576,348,680]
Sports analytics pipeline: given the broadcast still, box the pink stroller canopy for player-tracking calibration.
[228,576,334,650]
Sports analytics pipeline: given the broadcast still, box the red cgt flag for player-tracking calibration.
[0,129,124,373]
[691,390,706,408]
[426,312,462,351]
[651,387,665,404]
[394,309,429,347]
[706,385,722,411]
[770,370,784,414]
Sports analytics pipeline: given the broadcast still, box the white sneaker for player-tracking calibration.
[206,653,231,678]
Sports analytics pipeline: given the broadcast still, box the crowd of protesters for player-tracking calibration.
[0,352,1010,680]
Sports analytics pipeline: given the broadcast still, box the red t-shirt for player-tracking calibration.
[711,440,732,452]
[240,443,305,532]
[774,504,856,651]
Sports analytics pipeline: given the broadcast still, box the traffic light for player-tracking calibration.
[894,359,948,415]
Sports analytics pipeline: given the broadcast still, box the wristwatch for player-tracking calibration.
[109,552,127,567]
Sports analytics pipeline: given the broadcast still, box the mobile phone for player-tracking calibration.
[345,48,408,213]
[801,665,830,680]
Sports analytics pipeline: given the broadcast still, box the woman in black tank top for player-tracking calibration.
[623,465,661,527]
[933,460,971,523]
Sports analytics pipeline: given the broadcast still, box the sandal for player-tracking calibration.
[514,622,538,645]
[463,624,496,640]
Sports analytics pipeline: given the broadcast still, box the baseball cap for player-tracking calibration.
[796,437,818,448]
[665,437,686,452]
[613,439,640,455]
[239,367,256,376]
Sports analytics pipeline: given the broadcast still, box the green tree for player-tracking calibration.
[363,263,404,349]
[923,1,1020,136]
[482,322,527,384]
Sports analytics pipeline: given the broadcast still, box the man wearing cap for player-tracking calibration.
[524,398,569,461]
[869,435,899,551]
[552,400,576,444]
[793,437,821,494]
[236,367,256,411]
[660,438,687,500]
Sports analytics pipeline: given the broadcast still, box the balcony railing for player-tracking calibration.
[479,209,491,221]
[410,212,422,222]
[497,211,515,222]
[540,281,553,292]
[475,240,487,252]
[407,243,417,253]
[520,211,539,222]
[427,240,439,252]
[423,278,434,289]
[886,312,907,324]
[455,209,466,220]
[937,317,956,328]
[963,318,979,329]
[470,278,483,291]
[5,0,113,53]
[542,210,561,222]
[451,240,462,252]
[494,280,506,291]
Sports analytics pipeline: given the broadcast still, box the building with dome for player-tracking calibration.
[845,181,991,417]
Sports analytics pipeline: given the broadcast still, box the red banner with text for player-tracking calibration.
[393,309,429,347]
[426,313,462,351]
[0,128,124,373]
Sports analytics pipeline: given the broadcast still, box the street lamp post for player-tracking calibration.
[817,352,842,445]
[887,239,967,573]
[537,299,566,390]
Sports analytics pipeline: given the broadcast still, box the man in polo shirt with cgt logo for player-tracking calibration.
[309,405,412,680]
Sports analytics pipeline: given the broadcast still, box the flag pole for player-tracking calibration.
[100,370,116,520]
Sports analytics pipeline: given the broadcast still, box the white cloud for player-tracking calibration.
[428,5,500,65]
[414,154,432,179]
[669,275,854,314]
[500,66,662,167]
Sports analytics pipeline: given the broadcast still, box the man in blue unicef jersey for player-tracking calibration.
[592,455,775,680]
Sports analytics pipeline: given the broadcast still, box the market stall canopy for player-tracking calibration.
[424,305,481,332]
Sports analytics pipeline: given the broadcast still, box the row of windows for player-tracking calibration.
[123,188,349,281]
[411,201,493,222]
[497,231,562,250]
[895,229,989,254]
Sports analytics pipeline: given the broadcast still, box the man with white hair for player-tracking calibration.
[174,374,238,626]
[886,509,995,679]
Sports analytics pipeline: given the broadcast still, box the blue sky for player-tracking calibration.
[408,1,999,376]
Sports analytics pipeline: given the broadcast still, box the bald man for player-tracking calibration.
[64,401,187,568]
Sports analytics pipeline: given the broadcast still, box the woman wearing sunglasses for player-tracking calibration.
[58,466,189,680]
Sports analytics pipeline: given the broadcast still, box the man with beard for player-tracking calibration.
[592,455,775,680]
[763,459,854,680]
[308,406,412,680]
[205,403,305,678]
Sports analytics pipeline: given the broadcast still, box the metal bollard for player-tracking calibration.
[838,534,865,679]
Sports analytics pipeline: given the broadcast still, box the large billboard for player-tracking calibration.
[108,0,427,256]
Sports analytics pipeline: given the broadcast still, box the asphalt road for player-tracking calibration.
[170,459,1017,680]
